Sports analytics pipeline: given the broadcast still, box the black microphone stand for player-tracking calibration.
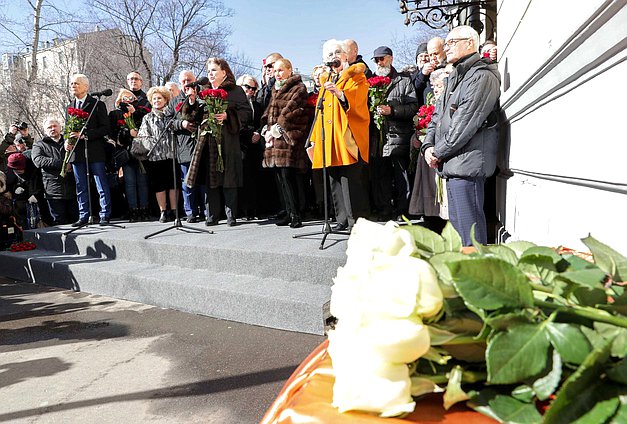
[144,95,214,239]
[293,71,349,250]
[64,93,125,236]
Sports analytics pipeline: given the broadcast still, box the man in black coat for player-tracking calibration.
[256,52,283,112]
[64,73,111,226]
[32,117,77,225]
[369,46,419,220]
[412,37,447,106]
[345,39,373,79]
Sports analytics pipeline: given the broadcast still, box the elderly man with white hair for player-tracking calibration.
[420,25,501,245]
[31,117,77,225]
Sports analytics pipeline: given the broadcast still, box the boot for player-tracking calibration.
[141,208,151,221]
[275,214,290,226]
[128,209,139,223]
[289,214,302,229]
[159,210,168,223]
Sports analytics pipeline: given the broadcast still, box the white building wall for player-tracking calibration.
[497,0,627,254]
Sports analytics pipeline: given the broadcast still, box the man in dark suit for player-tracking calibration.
[64,73,112,226]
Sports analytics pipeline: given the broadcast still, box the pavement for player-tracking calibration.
[0,277,325,423]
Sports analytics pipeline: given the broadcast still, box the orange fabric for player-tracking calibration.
[310,63,370,168]
[260,340,497,424]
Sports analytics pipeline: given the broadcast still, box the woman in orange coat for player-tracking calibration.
[309,39,370,231]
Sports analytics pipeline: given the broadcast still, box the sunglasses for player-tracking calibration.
[374,57,387,63]
[243,84,257,91]
[265,63,275,69]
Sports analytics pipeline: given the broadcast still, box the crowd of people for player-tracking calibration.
[0,25,500,246]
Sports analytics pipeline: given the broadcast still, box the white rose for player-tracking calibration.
[413,259,444,318]
[346,219,417,267]
[359,317,431,363]
[330,351,415,417]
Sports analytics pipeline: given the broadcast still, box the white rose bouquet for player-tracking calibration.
[328,219,627,423]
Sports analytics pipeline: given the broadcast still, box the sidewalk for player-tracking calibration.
[0,278,325,423]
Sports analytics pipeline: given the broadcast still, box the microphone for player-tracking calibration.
[184,76,209,88]
[325,59,341,68]
[90,88,113,97]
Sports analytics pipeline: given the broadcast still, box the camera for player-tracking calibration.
[13,121,28,130]
[118,103,129,113]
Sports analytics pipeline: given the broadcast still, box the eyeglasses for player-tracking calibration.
[444,38,470,48]
[265,63,275,69]
[127,77,142,81]
[243,84,257,91]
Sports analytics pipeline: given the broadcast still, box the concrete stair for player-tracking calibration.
[0,220,349,334]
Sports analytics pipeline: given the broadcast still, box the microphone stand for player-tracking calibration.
[64,93,125,236]
[293,70,350,250]
[144,95,214,239]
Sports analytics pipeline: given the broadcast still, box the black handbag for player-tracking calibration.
[113,147,131,168]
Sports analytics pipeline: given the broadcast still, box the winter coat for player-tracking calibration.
[31,136,76,200]
[166,92,197,163]
[133,109,175,162]
[1,132,34,172]
[421,53,500,178]
[187,80,252,189]
[261,75,310,169]
[256,77,275,111]
[310,63,370,168]
[350,55,373,79]
[66,95,110,163]
[371,67,419,158]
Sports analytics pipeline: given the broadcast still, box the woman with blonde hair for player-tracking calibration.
[132,86,178,223]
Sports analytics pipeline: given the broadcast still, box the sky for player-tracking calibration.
[226,0,430,77]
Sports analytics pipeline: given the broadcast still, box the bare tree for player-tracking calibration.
[391,27,448,69]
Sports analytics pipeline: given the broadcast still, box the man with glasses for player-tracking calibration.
[369,46,418,221]
[420,26,501,246]
[126,71,151,111]
[256,52,283,111]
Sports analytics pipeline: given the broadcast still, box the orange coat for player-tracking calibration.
[310,63,370,168]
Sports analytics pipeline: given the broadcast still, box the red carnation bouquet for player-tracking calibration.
[10,241,36,252]
[367,76,391,152]
[199,88,229,173]
[415,104,435,135]
[60,107,89,177]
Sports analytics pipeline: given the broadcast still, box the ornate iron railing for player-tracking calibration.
[399,0,496,34]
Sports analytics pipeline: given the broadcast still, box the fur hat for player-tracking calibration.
[7,152,27,170]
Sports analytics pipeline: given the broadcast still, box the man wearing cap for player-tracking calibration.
[412,37,447,106]
[32,117,77,225]
[65,73,112,227]
[369,46,418,221]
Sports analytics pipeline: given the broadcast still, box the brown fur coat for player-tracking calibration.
[261,75,309,170]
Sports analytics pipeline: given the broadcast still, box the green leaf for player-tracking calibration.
[429,252,469,297]
[546,323,592,365]
[532,349,562,400]
[580,326,606,350]
[519,246,563,267]
[595,323,627,358]
[581,235,627,282]
[558,269,607,290]
[609,398,627,424]
[543,338,613,423]
[506,241,537,259]
[571,397,621,424]
[403,225,445,256]
[441,222,462,252]
[607,358,627,385]
[511,385,535,403]
[486,311,534,331]
[448,258,534,311]
[469,389,543,424]
[563,254,599,271]
[486,324,551,384]
[573,287,609,307]
[599,290,627,316]
[484,245,520,265]
[443,366,470,410]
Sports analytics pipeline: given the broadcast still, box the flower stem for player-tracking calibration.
[442,335,485,345]
[414,370,487,384]
[535,299,627,328]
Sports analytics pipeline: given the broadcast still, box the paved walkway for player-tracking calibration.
[0,278,324,423]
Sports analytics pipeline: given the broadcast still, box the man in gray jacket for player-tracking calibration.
[370,46,419,220]
[421,26,500,245]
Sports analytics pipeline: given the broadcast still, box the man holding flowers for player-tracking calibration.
[368,46,419,222]
[64,73,112,226]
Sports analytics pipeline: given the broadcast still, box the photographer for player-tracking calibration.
[1,121,33,172]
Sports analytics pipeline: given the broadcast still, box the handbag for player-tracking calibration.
[130,138,149,161]
[113,147,131,168]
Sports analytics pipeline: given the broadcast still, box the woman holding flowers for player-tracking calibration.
[260,58,309,228]
[132,86,178,223]
[195,57,251,227]
[109,88,150,222]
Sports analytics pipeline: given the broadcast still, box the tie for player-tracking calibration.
[76,100,82,109]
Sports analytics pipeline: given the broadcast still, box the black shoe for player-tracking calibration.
[205,219,218,227]
[159,211,168,223]
[167,210,176,221]
[140,208,151,221]
[270,210,287,220]
[332,222,348,231]
[99,217,110,226]
[71,218,88,227]
[187,215,199,223]
[227,219,237,227]
[129,209,139,223]
[275,215,291,226]
[289,215,303,229]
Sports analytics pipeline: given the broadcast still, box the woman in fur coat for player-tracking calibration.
[260,58,309,228]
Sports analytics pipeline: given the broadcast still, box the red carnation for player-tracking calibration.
[117,119,125,127]
[307,93,318,107]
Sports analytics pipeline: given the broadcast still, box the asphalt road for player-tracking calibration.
[0,278,325,423]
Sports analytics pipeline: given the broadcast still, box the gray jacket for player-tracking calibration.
[422,53,500,178]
